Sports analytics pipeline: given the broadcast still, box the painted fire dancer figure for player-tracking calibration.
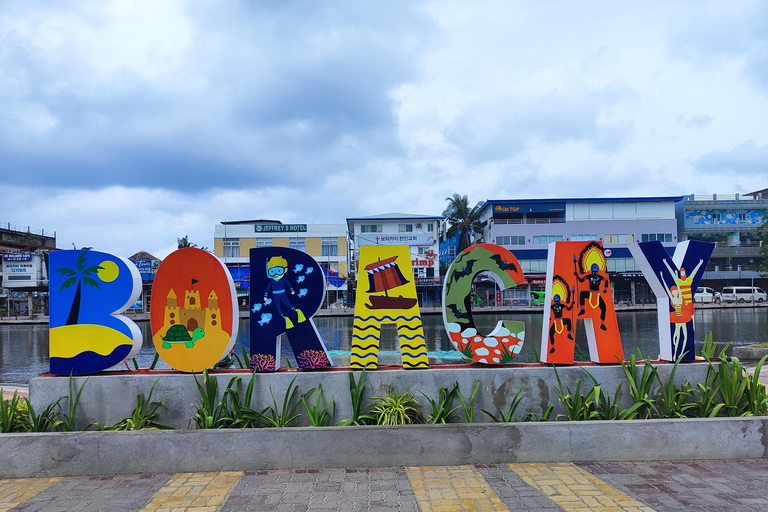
[574,258,609,331]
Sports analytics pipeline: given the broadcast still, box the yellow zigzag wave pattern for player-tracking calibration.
[351,316,429,369]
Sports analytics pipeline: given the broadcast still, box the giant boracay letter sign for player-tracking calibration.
[351,245,429,369]
[540,241,623,364]
[150,248,239,373]
[629,240,714,362]
[49,250,143,375]
[442,244,526,363]
[249,247,332,371]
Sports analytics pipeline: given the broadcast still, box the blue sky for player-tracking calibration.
[2,0,767,258]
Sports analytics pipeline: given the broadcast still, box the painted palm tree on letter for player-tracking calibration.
[55,250,103,325]
[442,194,484,252]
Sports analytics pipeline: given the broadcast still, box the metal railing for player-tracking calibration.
[1,222,55,238]
[492,218,566,225]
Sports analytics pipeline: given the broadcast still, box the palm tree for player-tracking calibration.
[55,250,103,325]
[177,236,209,251]
[177,236,198,249]
[442,194,484,252]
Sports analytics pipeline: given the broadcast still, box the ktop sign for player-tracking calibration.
[254,224,307,233]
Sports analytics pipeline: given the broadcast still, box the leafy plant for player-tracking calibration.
[232,345,251,370]
[25,397,64,432]
[456,380,480,423]
[0,391,28,432]
[421,383,460,424]
[244,376,304,427]
[221,373,259,428]
[101,380,172,430]
[743,355,768,416]
[700,331,731,360]
[481,384,524,422]
[301,384,336,427]
[523,404,554,422]
[552,366,598,421]
[57,376,91,431]
[655,354,694,419]
[338,370,375,426]
[574,344,589,362]
[717,356,751,417]
[580,368,641,420]
[690,360,725,418]
[191,369,230,429]
[369,387,425,425]
[619,350,659,419]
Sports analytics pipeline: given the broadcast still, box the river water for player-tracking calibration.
[1,308,766,384]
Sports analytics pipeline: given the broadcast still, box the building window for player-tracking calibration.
[255,238,273,247]
[603,234,634,244]
[641,233,673,243]
[532,235,563,245]
[399,224,413,232]
[223,238,239,258]
[520,259,547,273]
[360,224,382,233]
[289,238,306,252]
[427,223,434,232]
[572,234,599,241]
[447,246,456,259]
[496,235,525,245]
[322,237,338,257]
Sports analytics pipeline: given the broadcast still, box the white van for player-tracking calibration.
[694,287,720,303]
[721,286,767,303]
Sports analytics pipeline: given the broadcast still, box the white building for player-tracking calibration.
[213,220,348,307]
[346,213,443,306]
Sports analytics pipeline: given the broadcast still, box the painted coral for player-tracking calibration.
[296,349,331,369]
[250,353,277,372]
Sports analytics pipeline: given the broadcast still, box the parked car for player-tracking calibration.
[721,286,767,303]
[530,291,545,306]
[694,287,721,304]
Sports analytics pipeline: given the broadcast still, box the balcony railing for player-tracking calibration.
[492,218,566,225]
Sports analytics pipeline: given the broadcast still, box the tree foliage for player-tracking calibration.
[756,219,768,276]
[442,194,484,252]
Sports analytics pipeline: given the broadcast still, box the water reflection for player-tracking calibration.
[1,308,766,384]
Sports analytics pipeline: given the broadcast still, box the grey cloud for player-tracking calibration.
[0,1,433,192]
[670,3,768,93]
[693,140,768,176]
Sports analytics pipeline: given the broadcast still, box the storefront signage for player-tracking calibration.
[3,253,32,261]
[357,234,435,246]
[2,253,41,287]
[254,224,307,233]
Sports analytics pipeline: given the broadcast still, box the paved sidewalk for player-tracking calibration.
[2,460,768,511]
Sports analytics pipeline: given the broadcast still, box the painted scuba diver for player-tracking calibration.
[548,293,574,354]
[573,256,609,331]
[263,256,306,329]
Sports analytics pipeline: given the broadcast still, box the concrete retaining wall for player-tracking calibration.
[1,417,766,478]
[29,363,711,430]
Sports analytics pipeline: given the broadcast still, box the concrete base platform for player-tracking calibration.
[1,417,766,478]
[28,363,712,430]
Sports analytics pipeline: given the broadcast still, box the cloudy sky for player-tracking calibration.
[2,0,767,258]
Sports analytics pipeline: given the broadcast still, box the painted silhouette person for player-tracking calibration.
[663,259,704,307]
[574,258,609,331]
[263,256,305,329]
[548,294,574,353]
[659,276,693,359]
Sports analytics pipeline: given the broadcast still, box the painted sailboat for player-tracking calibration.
[365,256,418,310]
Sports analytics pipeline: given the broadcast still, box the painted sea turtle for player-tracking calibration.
[161,326,205,349]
